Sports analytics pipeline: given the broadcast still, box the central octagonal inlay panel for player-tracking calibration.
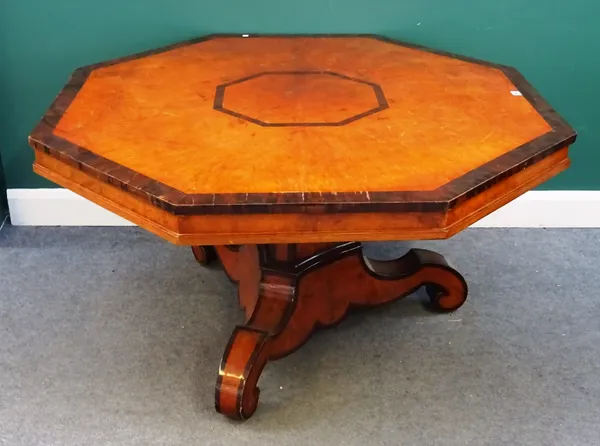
[214,71,388,127]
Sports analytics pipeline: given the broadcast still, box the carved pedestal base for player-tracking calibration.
[191,245,218,266]
[193,242,468,420]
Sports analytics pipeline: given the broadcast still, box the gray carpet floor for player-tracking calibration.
[1,227,599,445]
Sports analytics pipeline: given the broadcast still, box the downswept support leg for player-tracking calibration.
[208,242,467,420]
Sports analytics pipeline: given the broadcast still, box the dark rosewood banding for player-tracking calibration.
[28,34,575,216]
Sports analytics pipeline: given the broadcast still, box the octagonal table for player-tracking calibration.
[29,35,576,420]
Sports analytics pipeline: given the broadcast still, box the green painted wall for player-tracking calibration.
[1,0,597,190]
[0,152,6,220]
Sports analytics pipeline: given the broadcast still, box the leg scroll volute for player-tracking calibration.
[215,327,269,420]
[212,243,468,420]
[366,248,469,313]
[214,249,296,420]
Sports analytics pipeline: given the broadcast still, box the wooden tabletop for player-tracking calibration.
[30,35,576,244]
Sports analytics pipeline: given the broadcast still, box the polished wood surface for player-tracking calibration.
[209,242,467,419]
[48,36,553,195]
[27,35,576,421]
[32,146,569,244]
[30,34,575,221]
[217,70,387,126]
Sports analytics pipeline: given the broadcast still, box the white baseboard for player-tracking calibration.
[7,189,134,226]
[6,188,600,228]
[472,191,600,228]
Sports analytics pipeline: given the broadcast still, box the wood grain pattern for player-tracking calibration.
[215,71,388,126]
[29,34,576,217]
[27,35,575,423]
[212,242,468,419]
[32,146,569,244]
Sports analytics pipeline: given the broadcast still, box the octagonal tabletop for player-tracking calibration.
[30,35,576,244]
